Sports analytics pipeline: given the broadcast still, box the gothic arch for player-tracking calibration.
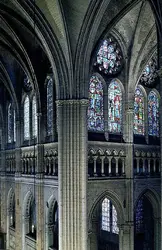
[22,191,34,218]
[46,195,58,224]
[88,190,125,229]
[135,188,160,219]
[7,188,15,212]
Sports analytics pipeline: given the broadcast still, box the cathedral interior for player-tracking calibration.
[0,0,161,250]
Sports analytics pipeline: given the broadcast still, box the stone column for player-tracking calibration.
[14,120,22,250]
[57,99,88,250]
[124,103,134,250]
[36,113,45,250]
[101,156,105,176]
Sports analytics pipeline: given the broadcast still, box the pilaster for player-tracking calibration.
[57,99,88,250]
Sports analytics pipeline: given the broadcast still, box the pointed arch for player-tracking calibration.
[7,188,15,212]
[89,190,124,228]
[23,191,34,218]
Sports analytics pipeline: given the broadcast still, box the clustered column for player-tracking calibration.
[57,99,88,250]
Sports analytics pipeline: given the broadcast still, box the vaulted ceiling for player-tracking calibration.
[0,0,160,107]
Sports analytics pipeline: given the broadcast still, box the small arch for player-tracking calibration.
[23,191,34,218]
[7,188,15,213]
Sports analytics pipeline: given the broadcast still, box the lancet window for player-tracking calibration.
[148,91,159,137]
[134,88,145,135]
[88,75,104,131]
[24,96,30,140]
[102,198,119,234]
[108,80,122,133]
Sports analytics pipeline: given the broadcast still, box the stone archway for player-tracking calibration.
[6,188,15,250]
[88,191,125,250]
[134,189,161,250]
[22,191,34,250]
[45,195,58,250]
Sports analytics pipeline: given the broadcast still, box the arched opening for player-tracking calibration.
[48,201,58,250]
[134,195,154,250]
[89,195,121,250]
[28,201,37,239]
[99,198,119,250]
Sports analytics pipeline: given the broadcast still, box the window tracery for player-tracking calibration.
[108,80,122,133]
[94,38,123,75]
[134,88,145,135]
[140,58,158,87]
[102,198,119,234]
[24,96,30,140]
[148,91,159,137]
[24,76,32,92]
[47,77,53,136]
[88,75,104,131]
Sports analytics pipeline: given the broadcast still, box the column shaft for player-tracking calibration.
[57,99,88,250]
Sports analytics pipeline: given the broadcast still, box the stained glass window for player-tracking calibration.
[47,77,53,136]
[24,96,30,140]
[112,205,119,234]
[108,80,122,133]
[13,109,16,142]
[102,198,110,231]
[88,75,104,131]
[148,91,159,137]
[134,88,145,135]
[32,95,37,138]
[140,58,158,87]
[135,198,144,233]
[8,103,13,143]
[94,38,122,75]
[102,198,119,234]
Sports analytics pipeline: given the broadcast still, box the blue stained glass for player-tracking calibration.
[108,80,122,133]
[95,38,122,75]
[88,75,104,131]
[47,77,53,136]
[148,91,159,137]
[135,198,144,233]
[134,88,145,135]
